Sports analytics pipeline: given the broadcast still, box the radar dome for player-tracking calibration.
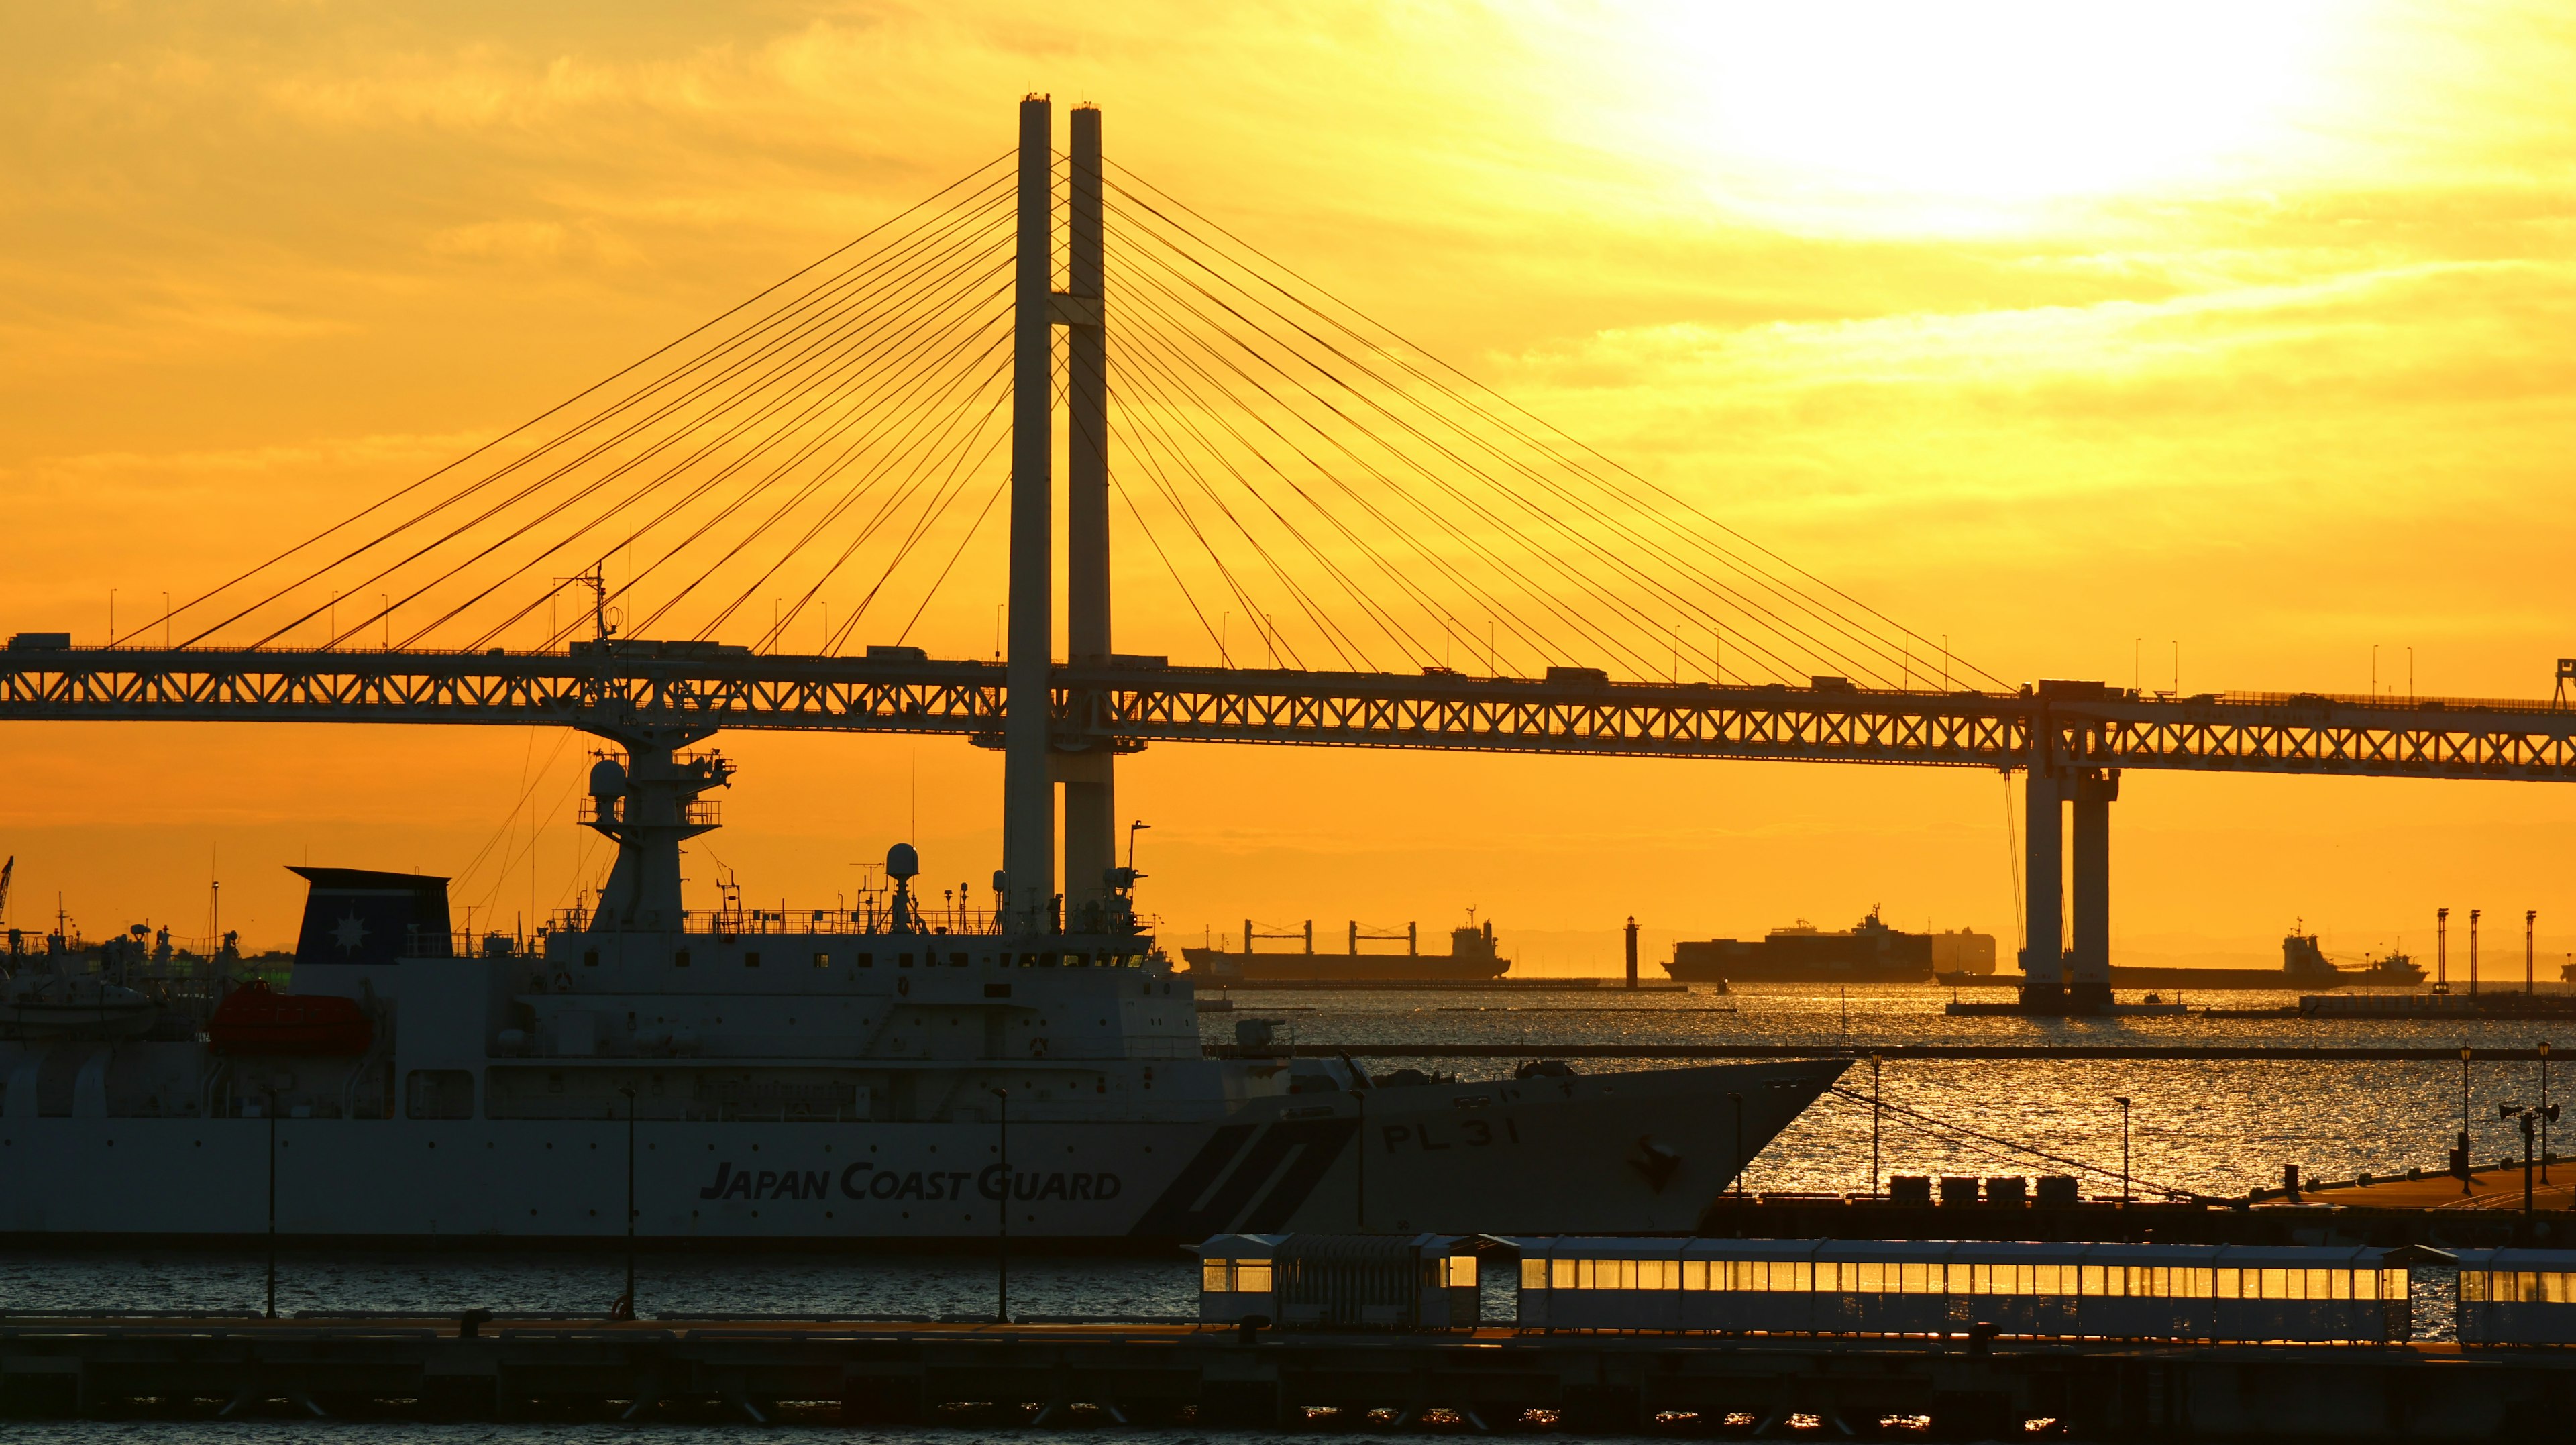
[885,842,920,879]
[587,758,627,798]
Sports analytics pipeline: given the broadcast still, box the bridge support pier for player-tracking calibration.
[2067,769,2118,1014]
[2017,767,2065,1013]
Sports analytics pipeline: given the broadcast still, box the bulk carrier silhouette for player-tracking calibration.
[1181,916,1510,983]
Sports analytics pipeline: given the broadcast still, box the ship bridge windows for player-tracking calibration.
[582,949,599,967]
[899,953,915,969]
[813,951,830,968]
[950,952,968,967]
[856,952,873,967]
[674,949,692,968]
[744,952,761,969]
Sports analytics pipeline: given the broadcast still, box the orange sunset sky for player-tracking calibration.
[4,2,2574,973]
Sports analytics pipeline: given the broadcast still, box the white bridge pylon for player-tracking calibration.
[1004,94,1116,930]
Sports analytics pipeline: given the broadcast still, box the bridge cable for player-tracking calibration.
[1108,200,1899,687]
[378,209,1018,650]
[378,211,1019,648]
[164,156,1016,649]
[1113,252,1726,680]
[1105,163,1984,688]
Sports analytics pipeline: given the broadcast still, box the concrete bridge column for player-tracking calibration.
[2067,769,2120,1014]
[2018,765,2065,1013]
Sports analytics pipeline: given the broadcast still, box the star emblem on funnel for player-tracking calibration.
[332,912,369,954]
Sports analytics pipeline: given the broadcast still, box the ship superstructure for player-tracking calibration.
[0,729,1843,1244]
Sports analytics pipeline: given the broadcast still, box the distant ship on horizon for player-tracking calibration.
[1664,909,1993,985]
[1181,914,1509,982]
[1935,926,2430,991]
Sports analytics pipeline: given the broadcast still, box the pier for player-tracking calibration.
[1212,1042,2573,1062]
[1197,979,1693,993]
[2,1313,2571,1437]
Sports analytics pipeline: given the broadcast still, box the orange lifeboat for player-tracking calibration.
[206,980,374,1056]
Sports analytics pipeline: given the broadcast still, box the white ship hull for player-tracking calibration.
[0,738,1847,1246]
[0,1059,1837,1244]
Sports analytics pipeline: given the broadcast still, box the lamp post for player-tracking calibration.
[2113,1095,2133,1206]
[1351,1079,1369,1230]
[1870,1055,1882,1201]
[2458,1045,2475,1196]
[2545,1040,2555,1183]
[1728,1091,1746,1200]
[991,1087,1010,1324]
[263,1085,279,1319]
[2472,908,2483,996]
[2502,1102,2563,1226]
[616,1085,637,1320]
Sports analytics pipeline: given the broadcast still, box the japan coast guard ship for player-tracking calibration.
[0,735,1845,1245]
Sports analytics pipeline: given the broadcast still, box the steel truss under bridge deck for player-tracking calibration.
[3,649,2575,780]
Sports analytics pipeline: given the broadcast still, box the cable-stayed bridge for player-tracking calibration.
[7,97,2572,1013]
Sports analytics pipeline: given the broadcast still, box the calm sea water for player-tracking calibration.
[1218,981,2575,1197]
[0,982,2527,1437]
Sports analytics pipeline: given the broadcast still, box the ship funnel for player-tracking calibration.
[288,866,452,965]
[886,842,920,879]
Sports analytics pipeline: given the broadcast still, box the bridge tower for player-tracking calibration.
[1059,103,1118,924]
[1003,95,1119,929]
[1003,93,1055,926]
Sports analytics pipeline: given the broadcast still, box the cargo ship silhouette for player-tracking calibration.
[1665,909,1993,984]
[1182,914,1509,982]
[1936,926,2428,991]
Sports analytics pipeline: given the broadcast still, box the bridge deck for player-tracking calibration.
[5,647,2573,780]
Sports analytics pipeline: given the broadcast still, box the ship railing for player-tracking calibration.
[576,796,720,828]
[402,926,458,959]
[546,904,1157,941]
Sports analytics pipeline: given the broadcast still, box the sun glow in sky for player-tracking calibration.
[1615,1,2347,225]
[2,1,2573,969]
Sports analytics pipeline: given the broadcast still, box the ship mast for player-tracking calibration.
[581,727,730,934]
